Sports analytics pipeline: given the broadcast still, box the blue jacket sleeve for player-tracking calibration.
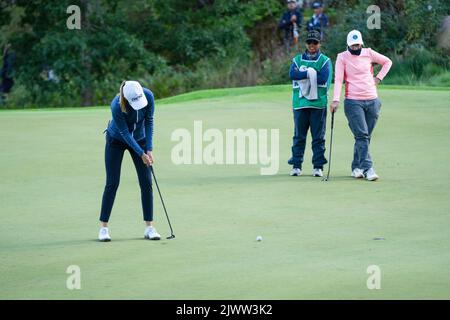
[322,14,329,28]
[111,102,145,157]
[316,59,330,85]
[144,90,154,152]
[278,12,290,29]
[306,17,314,31]
[289,62,308,80]
[295,11,303,26]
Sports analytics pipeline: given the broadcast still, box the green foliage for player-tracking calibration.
[0,0,449,108]
[428,72,450,87]
[323,0,450,86]
[1,0,284,108]
[258,55,292,85]
[383,47,450,86]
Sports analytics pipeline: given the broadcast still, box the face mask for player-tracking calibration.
[305,49,319,59]
[348,46,362,55]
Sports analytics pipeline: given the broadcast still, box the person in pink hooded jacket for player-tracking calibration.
[330,30,392,181]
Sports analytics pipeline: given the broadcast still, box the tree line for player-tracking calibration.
[0,0,448,108]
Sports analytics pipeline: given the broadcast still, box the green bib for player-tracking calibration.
[292,53,332,109]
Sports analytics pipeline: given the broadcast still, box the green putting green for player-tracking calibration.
[0,85,449,299]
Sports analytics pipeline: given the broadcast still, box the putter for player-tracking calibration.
[150,166,175,239]
[323,111,335,181]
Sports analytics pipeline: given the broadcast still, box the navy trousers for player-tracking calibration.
[290,108,327,170]
[99,133,153,222]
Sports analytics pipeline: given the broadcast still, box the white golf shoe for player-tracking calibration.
[351,168,364,178]
[365,168,379,181]
[144,226,161,240]
[312,168,323,177]
[290,168,302,176]
[98,227,111,242]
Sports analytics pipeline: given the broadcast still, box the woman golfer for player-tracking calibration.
[330,30,392,181]
[98,80,160,241]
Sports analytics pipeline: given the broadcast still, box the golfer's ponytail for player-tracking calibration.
[119,81,127,113]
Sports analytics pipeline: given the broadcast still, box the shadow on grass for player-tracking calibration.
[2,238,172,251]
[92,238,171,244]
[176,173,358,185]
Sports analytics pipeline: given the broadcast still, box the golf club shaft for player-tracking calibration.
[150,166,175,236]
[325,111,335,180]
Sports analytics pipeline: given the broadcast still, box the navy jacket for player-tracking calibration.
[289,50,330,86]
[306,13,329,33]
[279,10,303,39]
[106,88,154,156]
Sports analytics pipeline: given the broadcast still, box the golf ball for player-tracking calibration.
[256,236,262,242]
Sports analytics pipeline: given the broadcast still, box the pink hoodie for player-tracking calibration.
[333,48,392,102]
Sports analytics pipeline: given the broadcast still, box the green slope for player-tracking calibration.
[0,85,449,299]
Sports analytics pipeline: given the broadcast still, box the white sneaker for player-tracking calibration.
[98,227,111,242]
[365,168,379,181]
[144,226,161,240]
[312,168,323,177]
[290,168,302,176]
[351,168,364,179]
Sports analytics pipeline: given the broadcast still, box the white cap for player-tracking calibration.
[347,30,364,46]
[123,81,148,110]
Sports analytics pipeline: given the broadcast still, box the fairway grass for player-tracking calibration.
[0,85,449,299]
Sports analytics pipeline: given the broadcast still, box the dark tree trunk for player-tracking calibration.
[80,0,93,107]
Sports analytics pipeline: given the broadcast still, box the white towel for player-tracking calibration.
[298,66,318,100]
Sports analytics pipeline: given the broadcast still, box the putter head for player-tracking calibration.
[166,234,175,239]
[322,177,328,181]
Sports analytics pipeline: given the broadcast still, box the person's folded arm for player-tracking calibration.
[111,104,144,156]
[289,62,308,80]
[370,49,393,81]
[306,17,314,31]
[278,13,291,29]
[316,59,330,85]
[296,13,303,26]
[322,15,329,27]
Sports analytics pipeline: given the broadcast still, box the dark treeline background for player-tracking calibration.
[0,0,449,108]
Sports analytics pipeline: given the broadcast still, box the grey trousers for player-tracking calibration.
[344,98,382,171]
